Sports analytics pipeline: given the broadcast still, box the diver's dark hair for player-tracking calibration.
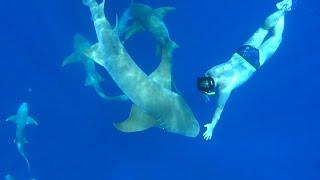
[197,76,215,94]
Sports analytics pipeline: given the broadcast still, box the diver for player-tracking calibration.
[197,0,292,140]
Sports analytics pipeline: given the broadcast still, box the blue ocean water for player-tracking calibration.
[0,0,319,179]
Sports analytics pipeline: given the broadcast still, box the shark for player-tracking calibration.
[63,34,128,101]
[5,102,38,171]
[118,2,178,57]
[82,0,199,137]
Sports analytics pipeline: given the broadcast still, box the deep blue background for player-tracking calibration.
[0,0,319,179]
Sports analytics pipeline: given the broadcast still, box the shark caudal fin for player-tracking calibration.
[153,6,176,19]
[16,142,31,172]
[62,34,92,67]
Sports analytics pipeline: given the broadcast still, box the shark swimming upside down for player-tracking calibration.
[82,0,199,137]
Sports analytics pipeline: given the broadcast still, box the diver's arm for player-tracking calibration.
[203,89,231,141]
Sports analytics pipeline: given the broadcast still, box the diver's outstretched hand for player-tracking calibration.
[203,123,215,141]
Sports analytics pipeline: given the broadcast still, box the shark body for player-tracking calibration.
[83,0,199,137]
[6,102,38,171]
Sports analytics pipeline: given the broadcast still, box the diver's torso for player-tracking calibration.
[207,53,256,90]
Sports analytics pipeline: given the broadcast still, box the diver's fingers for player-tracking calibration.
[205,134,212,141]
[203,130,208,137]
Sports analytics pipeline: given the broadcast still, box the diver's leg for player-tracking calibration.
[258,0,292,65]
[259,13,285,66]
[244,10,284,48]
[244,28,268,48]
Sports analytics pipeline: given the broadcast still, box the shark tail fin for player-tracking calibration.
[154,6,176,19]
[16,140,31,171]
[18,144,31,172]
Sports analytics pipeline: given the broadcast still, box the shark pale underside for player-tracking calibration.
[83,0,199,137]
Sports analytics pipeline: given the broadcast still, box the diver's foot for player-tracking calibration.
[276,0,293,11]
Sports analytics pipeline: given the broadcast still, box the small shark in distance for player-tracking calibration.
[5,102,38,171]
[63,34,128,101]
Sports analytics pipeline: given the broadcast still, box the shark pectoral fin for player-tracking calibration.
[6,115,17,123]
[73,34,91,50]
[154,6,176,19]
[62,53,81,67]
[122,22,145,42]
[26,116,38,126]
[113,105,159,132]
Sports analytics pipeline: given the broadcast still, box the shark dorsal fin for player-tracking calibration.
[26,117,38,126]
[153,7,176,19]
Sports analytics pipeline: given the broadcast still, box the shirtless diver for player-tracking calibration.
[197,0,293,140]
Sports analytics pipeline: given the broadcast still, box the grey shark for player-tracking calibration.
[83,0,199,137]
[6,102,38,171]
[118,2,178,57]
[63,34,128,101]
